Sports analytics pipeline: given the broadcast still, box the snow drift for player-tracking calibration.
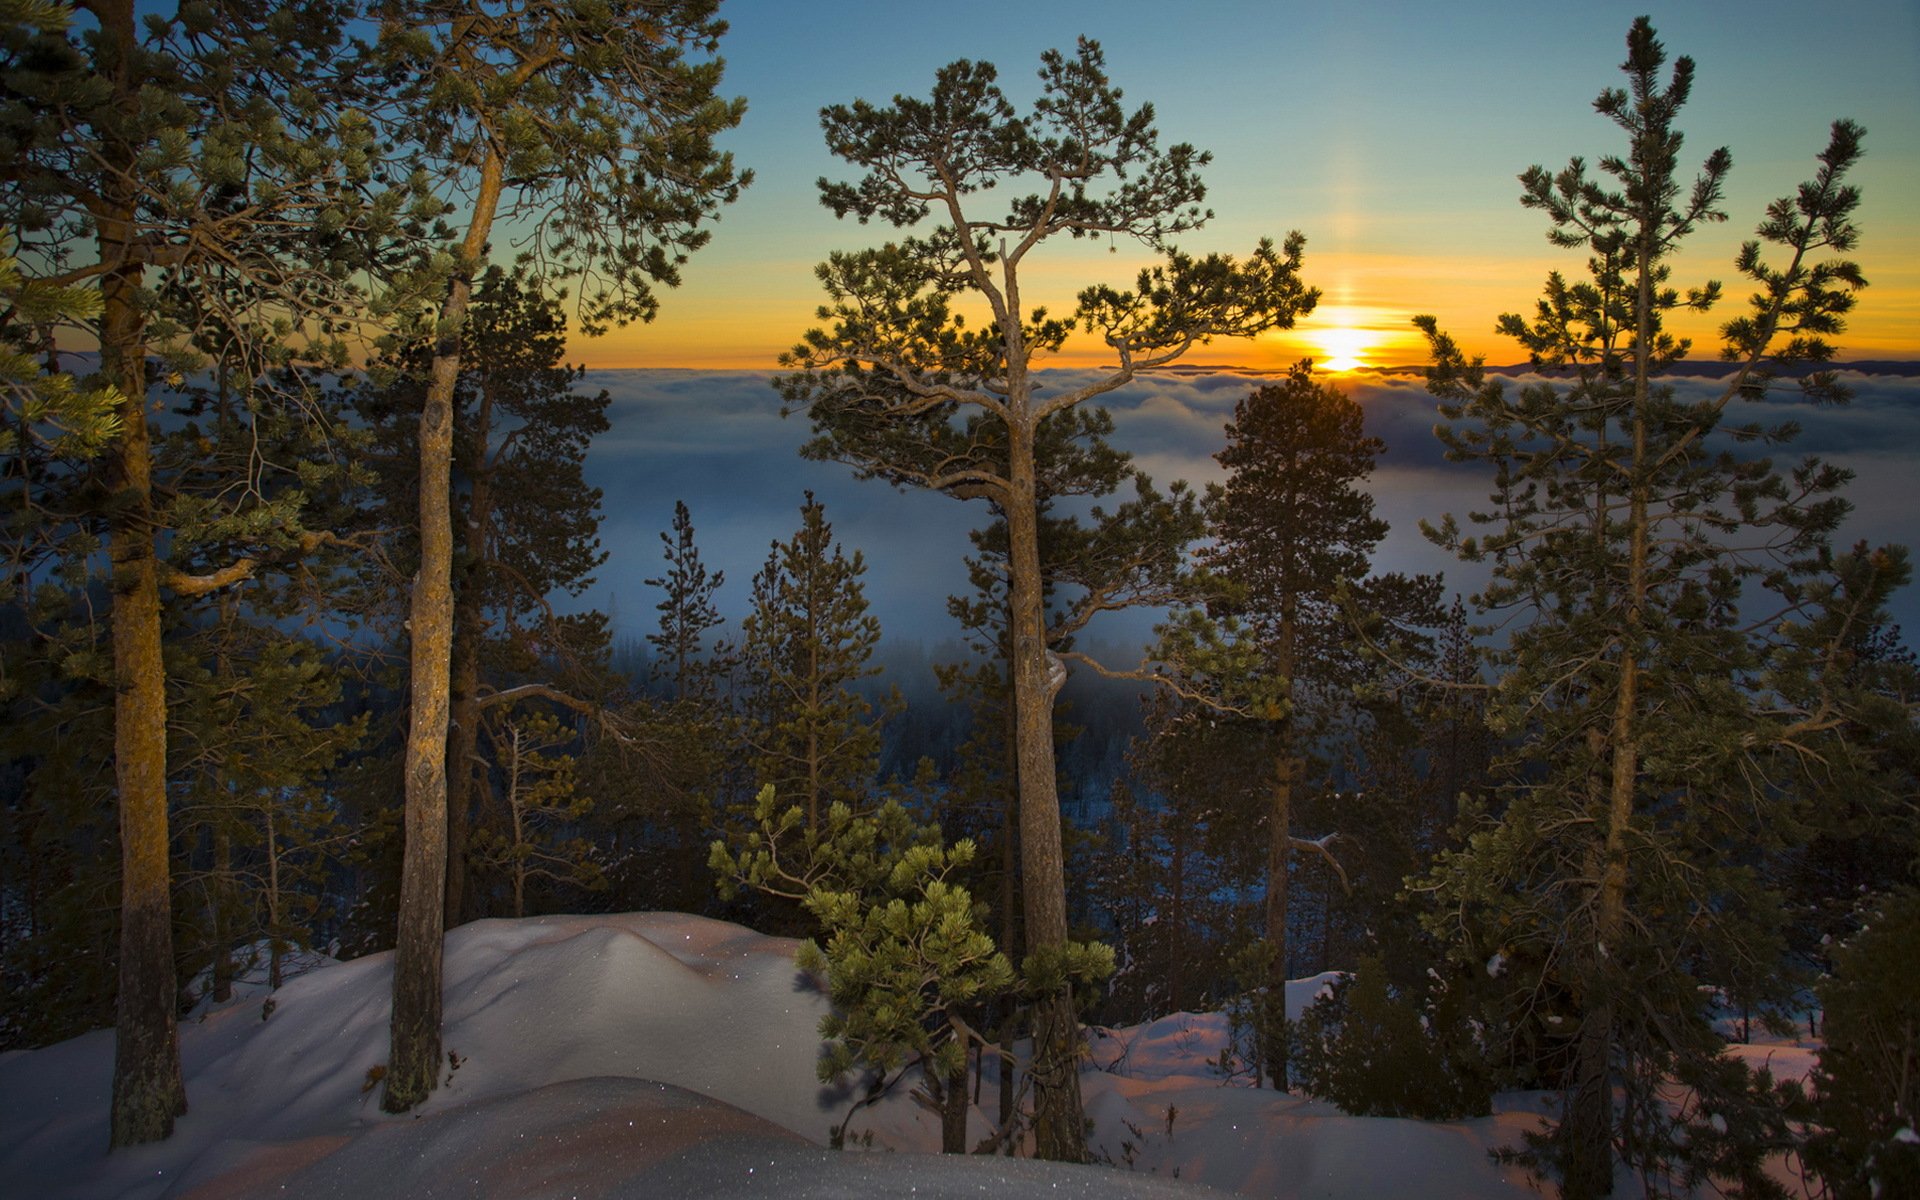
[0,912,1554,1198]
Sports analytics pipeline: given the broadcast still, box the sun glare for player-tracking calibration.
[1317,326,1373,374]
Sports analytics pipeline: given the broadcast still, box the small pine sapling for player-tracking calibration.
[712,786,1015,1152]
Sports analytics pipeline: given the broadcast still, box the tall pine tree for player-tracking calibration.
[1414,19,1878,1195]
[363,0,746,1113]
[1159,363,1437,1088]
[2,0,386,1144]
[774,40,1316,1158]
[646,500,730,705]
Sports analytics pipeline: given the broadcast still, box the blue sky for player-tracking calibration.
[589,0,1920,368]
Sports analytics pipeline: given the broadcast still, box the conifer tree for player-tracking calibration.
[1157,364,1436,1089]
[597,499,732,910]
[647,500,730,704]
[468,707,602,918]
[2,0,387,1144]
[739,493,887,828]
[1103,720,1244,1022]
[773,44,1312,1152]
[362,2,746,1111]
[712,785,1016,1154]
[169,600,364,1002]
[1414,19,1879,1195]
[350,265,612,928]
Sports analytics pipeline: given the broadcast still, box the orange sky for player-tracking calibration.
[574,236,1920,373]
[562,2,1920,373]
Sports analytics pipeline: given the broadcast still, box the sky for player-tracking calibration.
[579,0,1920,371]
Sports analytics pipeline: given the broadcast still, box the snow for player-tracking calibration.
[2,912,1555,1198]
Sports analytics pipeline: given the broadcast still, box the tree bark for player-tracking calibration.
[384,286,460,1111]
[1262,626,1297,1092]
[940,1059,969,1153]
[211,824,234,1005]
[105,318,187,1147]
[386,139,505,1113]
[1263,743,1292,1091]
[998,707,1019,1138]
[100,0,188,1138]
[1169,815,1186,1015]
[1003,410,1087,1162]
[1564,232,1659,1200]
[444,571,483,927]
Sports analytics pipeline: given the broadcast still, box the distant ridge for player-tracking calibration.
[1132,360,1920,379]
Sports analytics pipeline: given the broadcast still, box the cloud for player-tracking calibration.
[573,367,1920,646]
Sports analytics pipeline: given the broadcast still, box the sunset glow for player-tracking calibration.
[562,1,1917,372]
[1315,325,1375,374]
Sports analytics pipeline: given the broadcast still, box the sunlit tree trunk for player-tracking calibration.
[387,141,504,1113]
[1004,406,1088,1161]
[99,0,186,1140]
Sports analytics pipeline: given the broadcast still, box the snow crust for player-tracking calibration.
[2,912,1554,1198]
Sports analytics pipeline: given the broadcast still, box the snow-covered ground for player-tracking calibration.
[0,912,1813,1198]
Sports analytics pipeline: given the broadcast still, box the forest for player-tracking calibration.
[2,3,1915,1199]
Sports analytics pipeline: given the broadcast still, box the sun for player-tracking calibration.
[1316,326,1373,374]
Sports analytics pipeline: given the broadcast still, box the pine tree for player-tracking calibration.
[350,265,613,929]
[1103,716,1247,1023]
[1413,19,1878,1196]
[1801,889,1920,1199]
[739,493,888,829]
[1156,364,1436,1089]
[646,500,730,705]
[169,599,364,1003]
[2,0,387,1144]
[711,785,1017,1153]
[467,708,602,918]
[363,0,746,1113]
[771,45,1312,1152]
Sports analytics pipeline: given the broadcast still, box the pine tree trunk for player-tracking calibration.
[1264,742,1292,1092]
[1170,817,1186,1015]
[386,133,505,1113]
[445,599,481,927]
[941,1059,969,1153]
[1003,411,1087,1162]
[266,808,283,992]
[99,42,188,1136]
[998,726,1019,1138]
[1565,243,1658,1200]
[509,729,527,920]
[386,305,457,1111]
[445,351,495,929]
[1263,630,1296,1093]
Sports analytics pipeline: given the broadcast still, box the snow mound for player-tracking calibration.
[0,912,1549,1199]
[174,1076,1229,1200]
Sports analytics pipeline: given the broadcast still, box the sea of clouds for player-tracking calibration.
[577,367,1920,650]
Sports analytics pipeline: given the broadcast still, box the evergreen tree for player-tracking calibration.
[1157,364,1437,1088]
[169,601,364,1003]
[1413,19,1880,1196]
[712,785,1017,1154]
[1800,889,1920,1199]
[363,0,747,1113]
[589,500,732,913]
[468,707,603,918]
[646,500,730,704]
[2,0,386,1143]
[739,493,888,828]
[773,42,1314,1154]
[349,265,613,929]
[1101,720,1246,1023]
